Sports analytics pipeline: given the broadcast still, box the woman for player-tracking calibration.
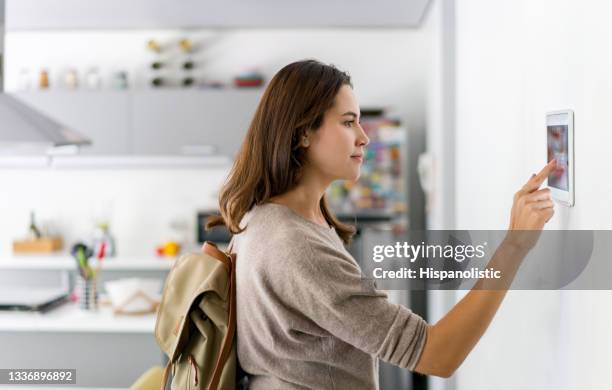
[208,59,555,389]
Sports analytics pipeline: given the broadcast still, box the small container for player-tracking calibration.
[39,69,50,89]
[76,275,99,311]
[112,71,129,90]
[18,68,32,90]
[64,68,79,90]
[85,68,101,90]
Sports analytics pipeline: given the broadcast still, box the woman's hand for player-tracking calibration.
[505,159,557,250]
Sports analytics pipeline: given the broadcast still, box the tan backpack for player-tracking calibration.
[155,239,246,389]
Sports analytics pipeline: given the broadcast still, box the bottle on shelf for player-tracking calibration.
[39,69,50,89]
[28,210,42,240]
[150,61,163,70]
[151,77,165,87]
[182,60,195,70]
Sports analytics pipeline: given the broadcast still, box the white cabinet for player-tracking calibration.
[7,0,431,29]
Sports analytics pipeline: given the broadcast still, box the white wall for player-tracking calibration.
[453,0,612,389]
[0,29,432,257]
[422,0,455,231]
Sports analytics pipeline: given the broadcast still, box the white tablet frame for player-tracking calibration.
[546,109,574,207]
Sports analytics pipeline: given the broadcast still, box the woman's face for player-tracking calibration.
[304,85,370,182]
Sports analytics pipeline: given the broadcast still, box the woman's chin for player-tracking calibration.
[332,168,361,182]
[348,170,361,181]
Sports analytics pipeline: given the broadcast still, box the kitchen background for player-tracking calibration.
[4,0,610,389]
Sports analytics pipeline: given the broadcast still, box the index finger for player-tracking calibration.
[521,159,557,193]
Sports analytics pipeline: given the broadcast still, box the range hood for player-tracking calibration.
[0,0,90,155]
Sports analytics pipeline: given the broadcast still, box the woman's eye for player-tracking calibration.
[344,121,354,127]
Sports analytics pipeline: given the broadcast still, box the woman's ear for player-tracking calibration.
[301,129,313,147]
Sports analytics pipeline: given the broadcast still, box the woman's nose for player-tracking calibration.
[357,124,370,146]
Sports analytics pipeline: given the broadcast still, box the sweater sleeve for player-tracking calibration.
[265,236,428,371]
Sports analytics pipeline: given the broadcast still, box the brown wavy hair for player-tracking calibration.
[206,59,357,245]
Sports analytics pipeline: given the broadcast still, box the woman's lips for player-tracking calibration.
[351,155,363,163]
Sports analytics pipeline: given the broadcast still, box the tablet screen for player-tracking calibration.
[547,123,569,191]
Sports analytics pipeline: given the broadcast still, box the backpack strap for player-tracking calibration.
[226,236,236,255]
[161,360,172,390]
[207,237,237,389]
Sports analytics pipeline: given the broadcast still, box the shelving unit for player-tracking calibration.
[0,243,226,271]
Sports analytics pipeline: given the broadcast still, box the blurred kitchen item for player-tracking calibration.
[179,38,193,53]
[105,278,162,315]
[151,77,164,87]
[12,237,63,254]
[150,61,163,70]
[92,222,116,258]
[76,273,98,311]
[234,69,264,88]
[38,69,50,89]
[147,39,161,53]
[155,241,180,257]
[28,210,41,240]
[70,242,98,310]
[111,71,129,90]
[197,211,231,243]
[182,77,195,87]
[18,68,32,90]
[71,242,94,279]
[0,287,68,312]
[417,152,435,214]
[64,68,78,89]
[182,60,195,70]
[84,68,101,89]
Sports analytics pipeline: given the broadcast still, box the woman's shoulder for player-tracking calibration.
[236,202,345,258]
[239,203,315,245]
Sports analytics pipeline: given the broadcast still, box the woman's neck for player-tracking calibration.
[269,170,331,227]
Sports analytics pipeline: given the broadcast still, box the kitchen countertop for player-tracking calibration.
[0,300,156,334]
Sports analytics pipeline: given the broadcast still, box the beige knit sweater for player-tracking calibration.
[234,202,428,390]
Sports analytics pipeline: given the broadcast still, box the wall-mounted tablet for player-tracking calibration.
[546,110,574,206]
